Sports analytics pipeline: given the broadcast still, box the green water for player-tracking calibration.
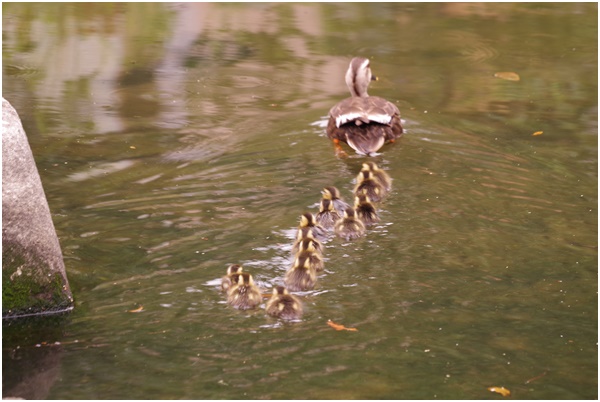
[2,3,597,399]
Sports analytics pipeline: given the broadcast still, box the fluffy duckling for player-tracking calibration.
[334,207,366,240]
[298,212,327,242]
[361,162,392,192]
[315,198,341,229]
[354,194,379,225]
[295,238,324,272]
[291,227,323,255]
[227,272,262,310]
[265,286,303,320]
[220,264,243,293]
[322,186,350,215]
[284,255,318,292]
[353,170,387,202]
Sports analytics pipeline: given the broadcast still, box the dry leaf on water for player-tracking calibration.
[327,320,358,332]
[128,306,144,313]
[487,386,511,397]
[532,131,543,136]
[494,72,520,81]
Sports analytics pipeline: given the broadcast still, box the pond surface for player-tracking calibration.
[2,3,597,399]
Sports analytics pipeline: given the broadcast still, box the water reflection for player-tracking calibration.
[3,2,597,400]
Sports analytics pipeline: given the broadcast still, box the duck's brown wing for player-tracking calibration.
[329,96,400,127]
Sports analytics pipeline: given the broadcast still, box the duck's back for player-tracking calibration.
[327,96,403,155]
[329,96,400,127]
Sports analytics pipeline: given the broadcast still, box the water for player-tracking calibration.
[2,3,597,399]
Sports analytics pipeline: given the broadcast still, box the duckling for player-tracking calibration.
[294,238,324,272]
[326,57,403,156]
[297,212,327,242]
[361,161,392,192]
[334,207,366,241]
[315,198,341,229]
[322,186,350,215]
[265,286,303,320]
[284,254,318,292]
[291,227,323,255]
[227,272,262,310]
[353,170,387,202]
[220,264,243,293]
[354,194,379,225]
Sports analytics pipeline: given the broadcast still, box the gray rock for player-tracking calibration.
[2,97,73,318]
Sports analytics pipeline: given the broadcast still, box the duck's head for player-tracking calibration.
[226,264,243,275]
[322,186,341,200]
[345,57,377,98]
[299,212,317,227]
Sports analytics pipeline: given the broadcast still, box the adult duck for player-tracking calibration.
[326,57,403,156]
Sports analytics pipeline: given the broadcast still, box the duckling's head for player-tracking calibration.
[358,170,373,181]
[226,264,243,275]
[293,254,313,270]
[299,212,317,227]
[296,226,316,241]
[345,57,376,98]
[343,207,357,219]
[236,272,255,286]
[362,161,380,172]
[319,198,335,213]
[273,286,289,296]
[354,193,372,206]
[298,238,318,253]
[322,186,341,200]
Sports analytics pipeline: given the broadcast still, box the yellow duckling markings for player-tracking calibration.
[327,319,358,332]
[487,386,511,397]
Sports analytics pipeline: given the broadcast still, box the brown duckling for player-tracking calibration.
[353,170,387,202]
[361,161,392,192]
[322,186,350,215]
[354,194,379,225]
[284,254,318,292]
[291,227,323,255]
[334,207,366,241]
[315,198,341,229]
[326,57,403,156]
[297,212,327,242]
[294,238,324,272]
[265,286,303,320]
[227,272,262,310]
[220,264,243,293]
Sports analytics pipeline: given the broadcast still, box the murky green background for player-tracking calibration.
[2,3,597,399]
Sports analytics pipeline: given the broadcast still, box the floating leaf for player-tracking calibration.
[327,320,358,332]
[488,386,511,397]
[494,72,520,81]
[128,306,144,313]
[532,131,543,136]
